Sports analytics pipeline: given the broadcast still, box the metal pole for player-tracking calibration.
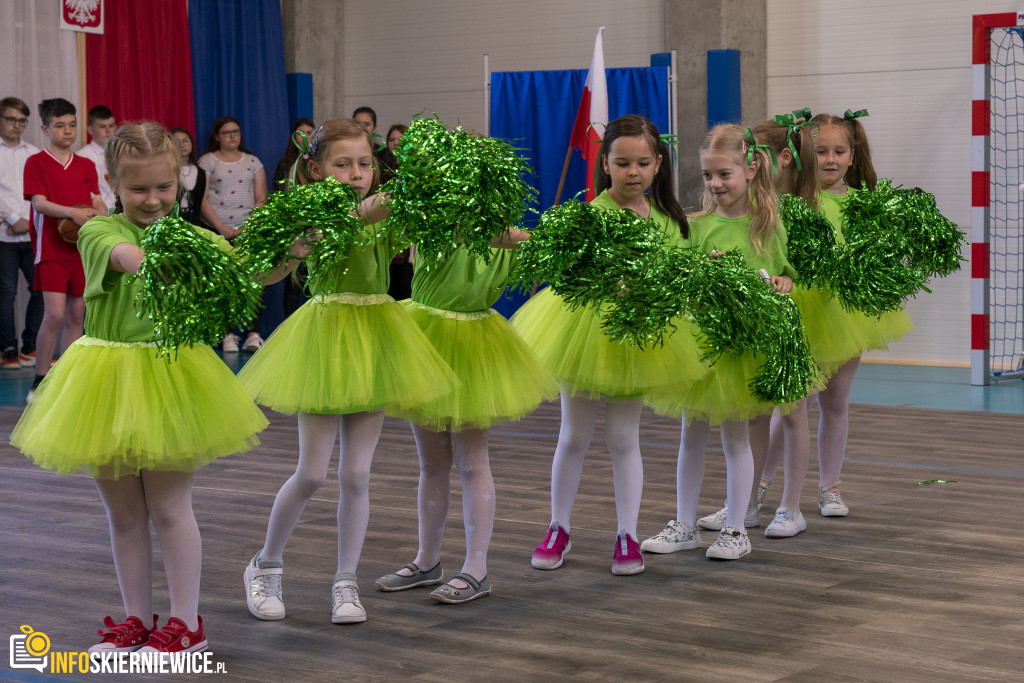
[670,49,679,200]
[484,53,490,135]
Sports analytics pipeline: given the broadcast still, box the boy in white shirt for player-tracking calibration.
[0,96,42,368]
[77,105,116,211]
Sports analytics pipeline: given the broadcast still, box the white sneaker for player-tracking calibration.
[764,507,807,538]
[222,333,240,353]
[244,553,285,620]
[819,485,849,517]
[697,503,760,531]
[640,520,702,553]
[331,573,366,624]
[705,526,751,560]
[242,333,264,352]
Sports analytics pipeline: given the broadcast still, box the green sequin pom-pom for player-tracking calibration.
[235,177,368,295]
[383,114,537,267]
[135,216,262,359]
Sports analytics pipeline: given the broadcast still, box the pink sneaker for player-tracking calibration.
[531,523,571,569]
[88,614,157,653]
[611,530,644,576]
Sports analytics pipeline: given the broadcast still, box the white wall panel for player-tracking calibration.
[343,0,665,133]
[766,0,1021,365]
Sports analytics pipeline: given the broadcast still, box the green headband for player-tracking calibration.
[745,128,778,174]
[772,107,818,172]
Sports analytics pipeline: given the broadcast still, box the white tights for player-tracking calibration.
[762,356,859,492]
[403,426,494,585]
[95,470,201,631]
[260,410,385,575]
[751,400,810,510]
[675,416,754,530]
[549,387,644,538]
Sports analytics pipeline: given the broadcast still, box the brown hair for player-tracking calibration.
[750,118,819,208]
[105,122,181,215]
[810,112,877,191]
[692,123,781,256]
[293,118,379,195]
[595,114,688,237]
[1,96,29,117]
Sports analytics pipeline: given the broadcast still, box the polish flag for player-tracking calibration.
[569,26,608,202]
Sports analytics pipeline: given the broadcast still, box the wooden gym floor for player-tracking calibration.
[1,395,1022,682]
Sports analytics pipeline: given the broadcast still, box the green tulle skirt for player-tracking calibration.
[792,285,914,377]
[11,336,268,479]
[510,287,708,399]
[237,293,459,415]
[388,301,559,431]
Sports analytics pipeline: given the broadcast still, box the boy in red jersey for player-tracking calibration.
[23,98,105,400]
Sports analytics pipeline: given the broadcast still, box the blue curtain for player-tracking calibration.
[188,0,289,174]
[489,66,669,317]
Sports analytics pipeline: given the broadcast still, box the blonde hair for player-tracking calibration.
[693,124,780,256]
[750,118,819,209]
[294,118,379,194]
[104,122,181,215]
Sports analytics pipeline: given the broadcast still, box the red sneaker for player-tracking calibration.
[88,614,158,653]
[531,523,571,570]
[611,529,644,576]
[137,616,208,656]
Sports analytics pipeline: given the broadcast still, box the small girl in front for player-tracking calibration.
[642,124,795,560]
[375,233,559,603]
[512,114,707,576]
[11,122,270,656]
[238,118,458,624]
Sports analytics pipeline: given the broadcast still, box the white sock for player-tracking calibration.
[336,409,385,575]
[604,396,644,538]
[675,415,710,525]
[549,387,599,532]
[261,412,339,562]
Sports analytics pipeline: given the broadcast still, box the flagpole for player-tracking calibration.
[552,144,573,207]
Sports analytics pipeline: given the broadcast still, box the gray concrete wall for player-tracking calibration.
[281,0,345,123]
[665,0,766,206]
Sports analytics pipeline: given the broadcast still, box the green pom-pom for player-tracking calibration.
[135,216,262,359]
[513,199,668,308]
[837,179,966,316]
[780,194,837,288]
[782,181,966,317]
[236,177,368,294]
[604,250,823,404]
[383,114,537,266]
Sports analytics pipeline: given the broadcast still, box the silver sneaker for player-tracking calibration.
[764,507,807,538]
[244,553,285,620]
[697,503,760,531]
[819,486,849,517]
[331,573,366,624]
[705,526,752,560]
[640,520,702,553]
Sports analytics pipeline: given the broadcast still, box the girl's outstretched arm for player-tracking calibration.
[258,230,318,286]
[491,226,530,248]
[355,192,390,224]
[109,242,145,275]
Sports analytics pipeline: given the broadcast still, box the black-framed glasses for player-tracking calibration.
[1,115,29,126]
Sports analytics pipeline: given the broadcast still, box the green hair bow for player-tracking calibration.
[772,107,817,172]
[745,128,778,174]
[844,108,869,120]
